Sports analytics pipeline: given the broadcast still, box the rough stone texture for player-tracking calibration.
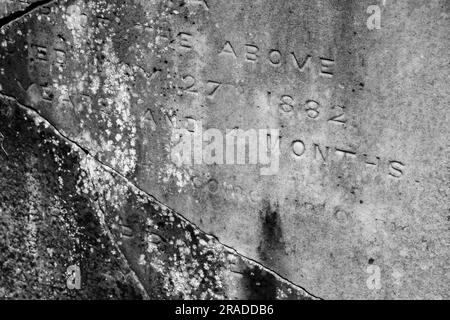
[0,96,315,299]
[0,97,147,299]
[0,0,39,19]
[0,0,448,299]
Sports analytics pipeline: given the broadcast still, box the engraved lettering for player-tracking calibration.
[156,23,171,41]
[149,69,161,81]
[388,161,405,178]
[40,85,53,102]
[31,44,48,62]
[54,49,66,69]
[279,95,294,112]
[305,100,320,119]
[363,153,380,166]
[291,53,311,72]
[120,224,133,238]
[314,143,329,164]
[219,41,237,58]
[181,75,198,94]
[268,49,282,66]
[292,140,305,157]
[165,112,176,128]
[319,57,335,77]
[206,80,221,98]
[144,109,157,131]
[179,32,193,50]
[328,105,346,124]
[244,44,259,62]
[335,148,357,160]
[334,209,350,225]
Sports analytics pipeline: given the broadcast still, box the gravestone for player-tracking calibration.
[0,0,448,299]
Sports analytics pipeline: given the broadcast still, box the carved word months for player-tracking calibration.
[290,140,405,178]
[270,92,347,125]
[218,41,335,78]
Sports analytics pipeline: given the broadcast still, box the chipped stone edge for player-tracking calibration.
[0,0,56,30]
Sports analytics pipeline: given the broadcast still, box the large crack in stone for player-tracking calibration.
[1,0,448,300]
[0,92,319,299]
[0,0,55,29]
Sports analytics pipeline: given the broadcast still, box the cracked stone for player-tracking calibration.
[0,0,449,300]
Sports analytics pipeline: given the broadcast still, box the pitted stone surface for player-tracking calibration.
[0,96,315,299]
[0,0,448,299]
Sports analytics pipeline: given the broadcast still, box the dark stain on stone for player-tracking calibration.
[257,200,285,266]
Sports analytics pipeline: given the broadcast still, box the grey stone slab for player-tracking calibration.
[0,0,448,299]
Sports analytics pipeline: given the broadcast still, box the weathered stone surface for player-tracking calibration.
[0,0,448,299]
[0,0,38,19]
[0,97,147,299]
[0,96,315,299]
